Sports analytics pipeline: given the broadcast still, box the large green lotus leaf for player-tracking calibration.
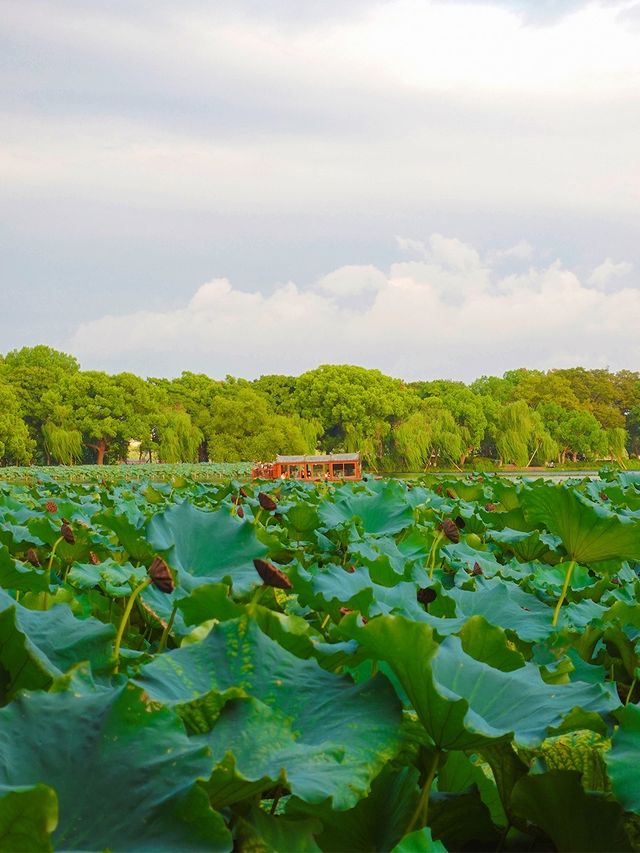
[178,582,244,626]
[147,502,268,593]
[488,527,560,562]
[0,590,115,699]
[428,789,499,850]
[178,582,340,664]
[285,504,321,540]
[456,616,526,672]
[440,542,508,579]
[0,784,57,852]
[521,483,640,563]
[348,537,412,581]
[391,826,447,852]
[93,507,155,562]
[0,543,49,592]
[557,599,608,632]
[236,807,322,853]
[396,528,433,562]
[286,766,421,852]
[0,520,45,550]
[127,783,232,853]
[511,770,631,852]
[437,749,506,826]
[318,480,415,535]
[343,615,618,750]
[531,561,595,594]
[292,561,430,624]
[606,704,640,814]
[198,752,275,810]
[67,558,147,597]
[134,617,402,809]
[586,480,640,512]
[0,683,230,852]
[523,729,609,792]
[444,579,553,642]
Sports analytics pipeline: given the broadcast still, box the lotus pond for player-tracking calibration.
[1,471,640,851]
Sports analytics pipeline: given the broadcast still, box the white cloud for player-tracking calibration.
[486,240,534,264]
[70,234,640,381]
[587,257,633,288]
[316,265,387,296]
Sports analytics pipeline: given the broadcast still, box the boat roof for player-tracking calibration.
[276,453,360,463]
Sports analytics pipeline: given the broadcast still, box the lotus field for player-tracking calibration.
[2,471,640,852]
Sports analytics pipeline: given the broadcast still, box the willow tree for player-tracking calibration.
[607,427,628,467]
[496,400,557,467]
[393,400,464,470]
[393,412,432,471]
[155,409,203,463]
[42,422,83,465]
[0,382,34,465]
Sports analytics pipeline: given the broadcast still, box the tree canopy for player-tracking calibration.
[0,348,638,470]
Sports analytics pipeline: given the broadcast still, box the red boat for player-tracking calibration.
[252,453,361,481]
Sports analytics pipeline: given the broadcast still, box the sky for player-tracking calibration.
[1,0,639,382]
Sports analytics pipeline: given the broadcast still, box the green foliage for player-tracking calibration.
[0,471,638,850]
[0,382,34,465]
[295,364,419,465]
[1,346,639,470]
[41,422,83,465]
[205,387,312,462]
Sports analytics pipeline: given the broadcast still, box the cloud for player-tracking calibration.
[70,234,640,381]
[587,257,634,288]
[317,265,387,297]
[618,2,640,29]
[440,0,629,26]
[486,240,534,264]
[396,234,482,271]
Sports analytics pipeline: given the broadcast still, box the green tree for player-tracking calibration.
[496,400,557,467]
[205,387,312,462]
[154,409,203,463]
[607,427,629,466]
[41,422,83,465]
[393,399,465,469]
[48,372,150,464]
[470,375,516,404]
[2,346,80,462]
[151,372,224,462]
[252,375,299,415]
[538,403,608,463]
[296,365,419,466]
[0,382,34,465]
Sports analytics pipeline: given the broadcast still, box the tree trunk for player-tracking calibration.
[87,438,107,465]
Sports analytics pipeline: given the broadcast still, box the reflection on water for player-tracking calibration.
[387,470,602,482]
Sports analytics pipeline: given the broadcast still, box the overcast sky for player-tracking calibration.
[1,0,639,381]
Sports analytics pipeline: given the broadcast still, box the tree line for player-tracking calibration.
[0,346,638,470]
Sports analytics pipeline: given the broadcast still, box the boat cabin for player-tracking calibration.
[252,453,361,481]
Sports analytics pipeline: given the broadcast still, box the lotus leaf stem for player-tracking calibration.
[157,602,178,653]
[113,577,152,672]
[43,535,64,608]
[428,532,444,579]
[625,678,636,706]
[551,560,576,627]
[406,748,440,834]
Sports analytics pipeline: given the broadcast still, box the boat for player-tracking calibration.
[252,453,361,481]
